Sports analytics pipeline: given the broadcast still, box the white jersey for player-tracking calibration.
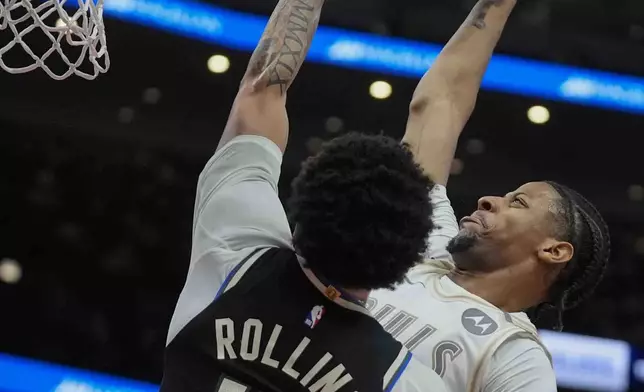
[369,185,557,392]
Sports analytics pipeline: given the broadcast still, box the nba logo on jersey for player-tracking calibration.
[305,305,325,329]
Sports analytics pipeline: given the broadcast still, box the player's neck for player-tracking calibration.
[344,288,370,302]
[448,268,538,312]
[298,262,370,307]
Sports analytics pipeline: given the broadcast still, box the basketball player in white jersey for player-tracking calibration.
[369,0,611,391]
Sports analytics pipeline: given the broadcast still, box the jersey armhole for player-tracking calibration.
[214,247,270,300]
[383,347,413,392]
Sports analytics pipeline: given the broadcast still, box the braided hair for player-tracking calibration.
[529,181,611,331]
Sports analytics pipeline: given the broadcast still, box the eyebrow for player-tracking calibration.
[505,192,528,198]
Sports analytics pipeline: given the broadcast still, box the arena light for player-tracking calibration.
[527,105,550,124]
[450,158,464,175]
[635,237,644,255]
[117,107,135,124]
[305,137,324,155]
[0,258,22,284]
[207,54,230,74]
[324,116,343,133]
[142,87,162,104]
[539,330,631,392]
[628,185,644,201]
[369,81,392,99]
[465,138,485,155]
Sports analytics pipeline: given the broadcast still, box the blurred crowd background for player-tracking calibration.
[1,0,644,391]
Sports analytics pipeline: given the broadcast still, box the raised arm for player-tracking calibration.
[219,0,326,152]
[169,0,326,345]
[404,0,517,185]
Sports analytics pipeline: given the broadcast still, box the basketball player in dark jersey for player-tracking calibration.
[160,0,447,391]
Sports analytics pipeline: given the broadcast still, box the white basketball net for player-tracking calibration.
[0,0,109,80]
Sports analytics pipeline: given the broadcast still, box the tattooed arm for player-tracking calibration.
[404,0,516,185]
[219,0,325,152]
[177,2,326,340]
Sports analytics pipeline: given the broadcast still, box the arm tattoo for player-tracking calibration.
[246,0,325,95]
[470,0,504,29]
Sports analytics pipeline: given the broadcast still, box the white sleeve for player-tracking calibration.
[191,134,292,265]
[167,135,293,345]
[391,357,447,392]
[482,337,557,392]
[424,184,459,261]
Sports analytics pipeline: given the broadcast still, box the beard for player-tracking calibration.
[446,230,478,255]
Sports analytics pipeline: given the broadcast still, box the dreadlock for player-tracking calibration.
[529,181,611,331]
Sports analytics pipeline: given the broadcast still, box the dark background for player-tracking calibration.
[1,0,644,388]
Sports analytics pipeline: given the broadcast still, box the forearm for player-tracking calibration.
[220,0,325,152]
[410,0,516,115]
[403,0,516,185]
[244,0,326,96]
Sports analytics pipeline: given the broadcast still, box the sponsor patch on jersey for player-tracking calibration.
[461,308,498,336]
[305,305,325,329]
[324,285,341,300]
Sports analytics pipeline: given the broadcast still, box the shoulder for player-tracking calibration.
[200,134,283,189]
[493,335,551,365]
[482,335,556,392]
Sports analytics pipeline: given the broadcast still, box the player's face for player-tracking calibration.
[448,182,568,271]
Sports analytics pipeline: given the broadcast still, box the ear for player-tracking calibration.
[537,239,574,265]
